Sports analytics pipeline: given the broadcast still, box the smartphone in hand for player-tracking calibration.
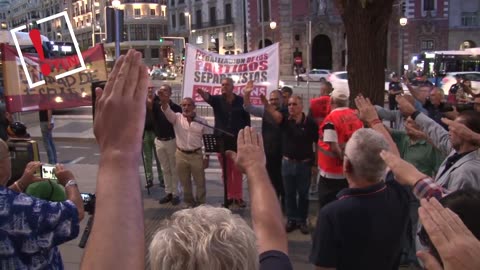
[41,164,57,180]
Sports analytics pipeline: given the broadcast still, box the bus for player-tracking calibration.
[414,49,480,75]
[0,30,51,94]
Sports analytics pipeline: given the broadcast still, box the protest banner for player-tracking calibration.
[1,43,107,112]
[182,43,279,105]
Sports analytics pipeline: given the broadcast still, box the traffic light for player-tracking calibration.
[182,48,185,60]
[159,37,164,43]
[105,7,125,43]
[401,1,406,15]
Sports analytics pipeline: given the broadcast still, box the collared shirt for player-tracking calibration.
[310,177,409,270]
[391,130,444,177]
[0,188,80,269]
[152,99,182,139]
[437,150,474,179]
[206,94,251,151]
[280,113,319,162]
[161,105,212,150]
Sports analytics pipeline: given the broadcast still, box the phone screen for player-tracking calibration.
[41,164,57,180]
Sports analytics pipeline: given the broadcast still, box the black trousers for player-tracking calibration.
[266,152,285,203]
[317,175,348,208]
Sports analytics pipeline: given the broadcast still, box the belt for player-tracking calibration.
[156,136,175,141]
[283,156,311,163]
[177,147,201,154]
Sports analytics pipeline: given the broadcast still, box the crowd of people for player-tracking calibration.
[0,49,479,270]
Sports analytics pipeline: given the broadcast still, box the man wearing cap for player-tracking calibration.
[151,84,182,205]
[160,97,211,207]
[317,91,363,208]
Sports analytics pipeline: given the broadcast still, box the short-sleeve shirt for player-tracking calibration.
[310,176,409,270]
[280,113,319,162]
[0,187,80,269]
[259,250,293,270]
[207,94,251,151]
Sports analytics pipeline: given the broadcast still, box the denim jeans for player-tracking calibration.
[282,159,311,223]
[40,122,57,164]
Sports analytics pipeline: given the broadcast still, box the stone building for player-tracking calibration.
[247,0,346,76]
[167,0,247,56]
[448,0,480,50]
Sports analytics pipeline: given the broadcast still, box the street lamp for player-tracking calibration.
[269,21,276,43]
[184,11,192,44]
[399,17,408,74]
[112,0,121,60]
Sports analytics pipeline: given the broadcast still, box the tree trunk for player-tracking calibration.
[336,0,395,106]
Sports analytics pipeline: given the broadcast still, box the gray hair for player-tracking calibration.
[344,128,389,182]
[149,205,259,270]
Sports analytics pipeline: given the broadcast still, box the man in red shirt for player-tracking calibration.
[317,91,363,207]
[308,82,333,125]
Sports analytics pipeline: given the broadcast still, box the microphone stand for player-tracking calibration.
[194,118,235,208]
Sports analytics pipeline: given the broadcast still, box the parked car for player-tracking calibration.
[150,69,177,80]
[441,72,480,95]
[297,69,331,81]
[328,71,409,99]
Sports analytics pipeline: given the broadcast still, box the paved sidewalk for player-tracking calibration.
[58,164,316,270]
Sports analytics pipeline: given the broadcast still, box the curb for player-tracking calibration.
[31,136,97,143]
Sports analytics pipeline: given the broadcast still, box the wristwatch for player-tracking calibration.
[65,179,78,188]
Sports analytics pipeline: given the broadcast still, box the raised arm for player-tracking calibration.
[375,105,400,122]
[397,95,452,155]
[160,102,177,124]
[227,127,288,256]
[196,88,211,103]
[442,117,480,146]
[243,80,265,117]
[403,76,426,104]
[355,95,400,157]
[262,94,283,124]
[81,50,147,270]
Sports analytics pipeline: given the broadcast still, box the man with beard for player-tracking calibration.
[161,97,211,207]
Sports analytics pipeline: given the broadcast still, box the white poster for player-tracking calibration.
[182,43,280,105]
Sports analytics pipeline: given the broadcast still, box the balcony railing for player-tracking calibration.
[192,19,233,30]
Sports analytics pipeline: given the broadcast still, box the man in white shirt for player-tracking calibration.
[161,97,211,207]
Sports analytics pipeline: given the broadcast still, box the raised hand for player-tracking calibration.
[354,95,379,123]
[379,150,427,186]
[54,164,76,186]
[226,127,266,173]
[196,88,209,101]
[442,117,480,146]
[244,80,254,95]
[396,95,416,117]
[94,49,149,156]
[260,94,269,106]
[18,161,42,187]
[416,198,480,270]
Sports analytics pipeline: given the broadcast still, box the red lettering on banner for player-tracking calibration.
[259,60,268,71]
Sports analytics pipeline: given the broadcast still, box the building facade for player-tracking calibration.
[448,0,480,50]
[101,0,169,66]
[167,0,247,57]
[247,0,346,76]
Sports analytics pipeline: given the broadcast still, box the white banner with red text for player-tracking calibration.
[182,43,280,105]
